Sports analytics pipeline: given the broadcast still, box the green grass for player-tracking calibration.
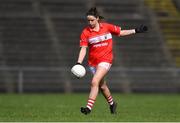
[0,93,179,122]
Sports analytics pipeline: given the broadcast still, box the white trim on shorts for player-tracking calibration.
[89,62,112,75]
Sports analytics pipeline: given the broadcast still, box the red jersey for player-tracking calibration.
[80,22,121,66]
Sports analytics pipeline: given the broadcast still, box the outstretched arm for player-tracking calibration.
[120,29,136,36]
[119,25,148,36]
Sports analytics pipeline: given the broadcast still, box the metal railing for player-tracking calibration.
[0,66,179,93]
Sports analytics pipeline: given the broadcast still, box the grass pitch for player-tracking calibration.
[0,93,179,122]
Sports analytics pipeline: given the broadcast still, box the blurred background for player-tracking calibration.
[0,0,179,93]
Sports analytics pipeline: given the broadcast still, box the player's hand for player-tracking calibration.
[76,62,81,65]
[135,25,148,33]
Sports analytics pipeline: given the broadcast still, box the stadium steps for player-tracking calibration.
[0,16,60,67]
[145,0,180,67]
[144,0,179,17]
[39,0,87,18]
[95,0,143,19]
[159,18,180,67]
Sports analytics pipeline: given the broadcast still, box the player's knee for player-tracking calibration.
[91,79,99,87]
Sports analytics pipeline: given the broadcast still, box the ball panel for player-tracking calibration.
[71,64,86,78]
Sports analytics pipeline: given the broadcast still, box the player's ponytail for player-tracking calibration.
[86,7,104,20]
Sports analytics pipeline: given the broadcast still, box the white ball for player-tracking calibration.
[71,64,86,78]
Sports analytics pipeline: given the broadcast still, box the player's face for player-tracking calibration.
[87,15,99,28]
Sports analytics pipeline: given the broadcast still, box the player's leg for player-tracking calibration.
[99,79,117,114]
[81,65,109,115]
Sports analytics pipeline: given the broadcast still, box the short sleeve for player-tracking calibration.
[80,32,88,47]
[106,23,121,36]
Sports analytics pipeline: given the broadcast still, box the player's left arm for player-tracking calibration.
[119,25,148,36]
[120,29,136,36]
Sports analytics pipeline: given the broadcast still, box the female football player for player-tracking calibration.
[75,7,147,115]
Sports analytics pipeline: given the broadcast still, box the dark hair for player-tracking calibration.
[86,7,104,19]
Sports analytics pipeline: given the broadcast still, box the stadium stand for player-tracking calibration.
[0,0,35,16]
[145,0,179,16]
[145,0,180,67]
[159,18,180,67]
[173,0,180,11]
[0,0,179,93]
[39,0,87,17]
[95,0,143,19]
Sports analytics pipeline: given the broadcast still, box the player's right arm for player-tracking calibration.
[77,46,87,64]
[77,30,88,64]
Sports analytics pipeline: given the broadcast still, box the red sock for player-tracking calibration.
[86,98,95,110]
[107,95,114,105]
